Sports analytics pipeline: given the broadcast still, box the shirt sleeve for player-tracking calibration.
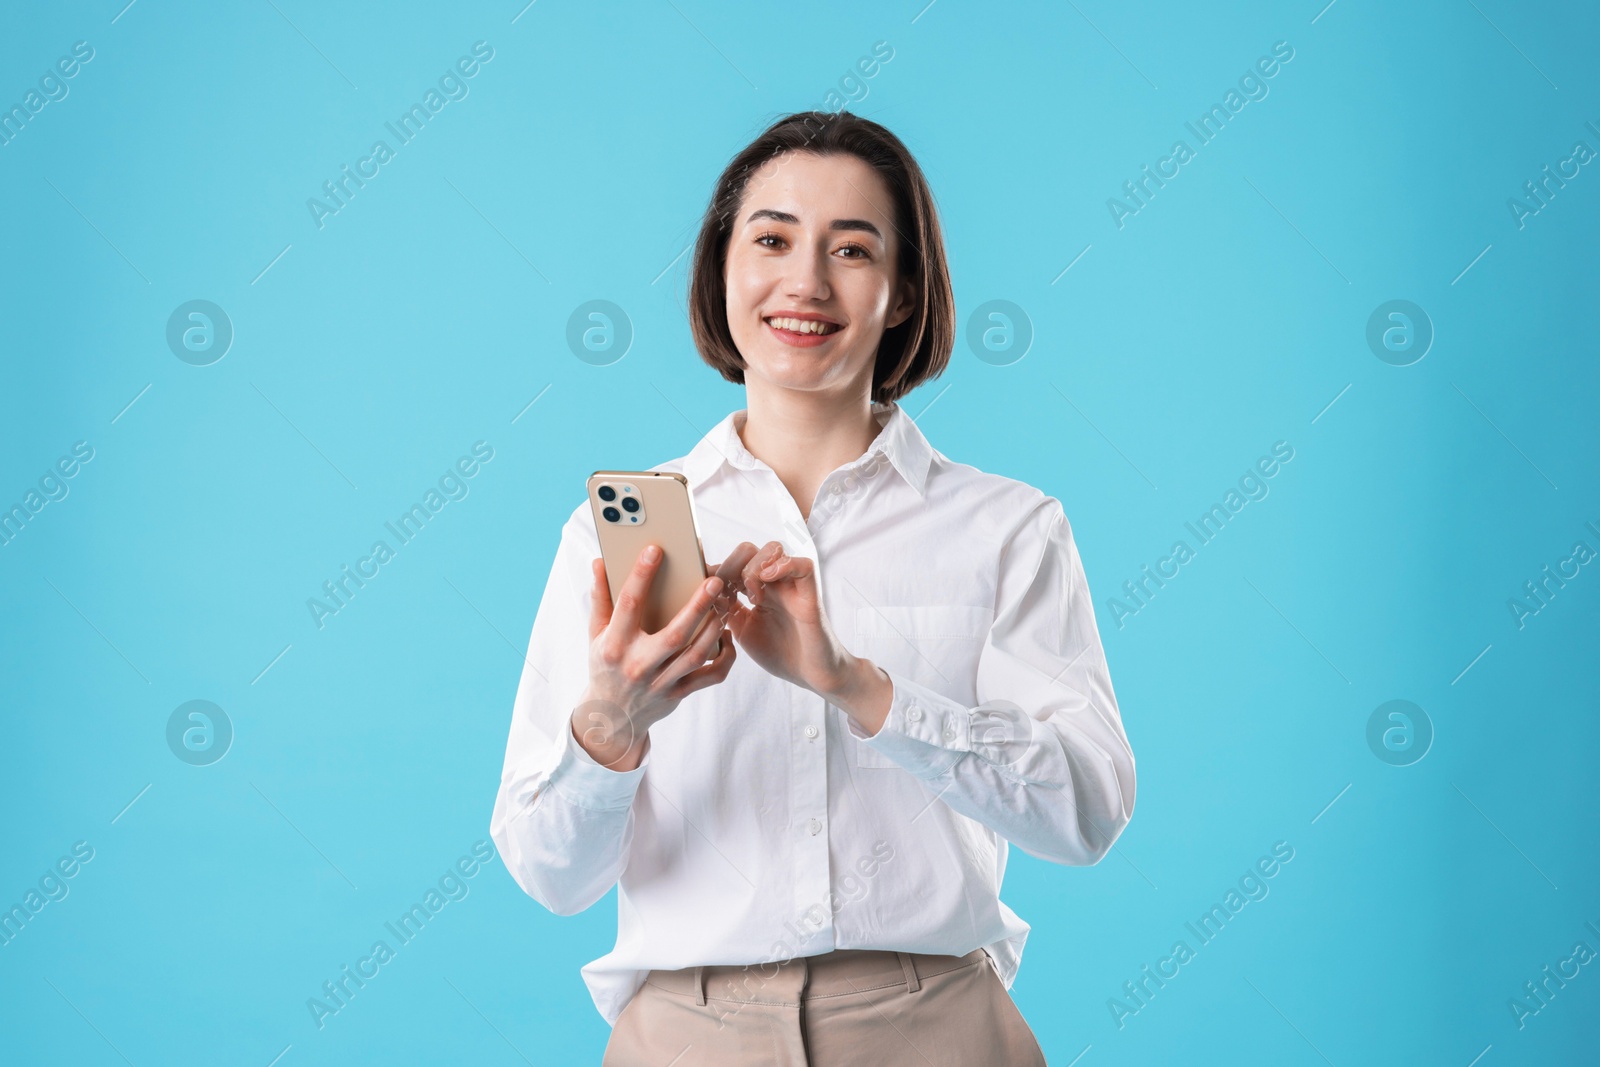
[845,497,1136,866]
[489,506,653,916]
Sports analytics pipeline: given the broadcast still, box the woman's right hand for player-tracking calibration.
[571,544,736,770]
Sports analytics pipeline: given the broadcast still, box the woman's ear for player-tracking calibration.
[886,274,918,330]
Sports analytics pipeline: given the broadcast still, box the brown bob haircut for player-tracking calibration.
[687,111,955,404]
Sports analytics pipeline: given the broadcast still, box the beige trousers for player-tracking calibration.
[602,946,1048,1066]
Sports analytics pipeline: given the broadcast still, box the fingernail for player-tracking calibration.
[644,545,661,561]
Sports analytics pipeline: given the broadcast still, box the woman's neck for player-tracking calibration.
[738,385,881,522]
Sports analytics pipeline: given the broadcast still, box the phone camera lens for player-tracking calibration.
[597,485,617,502]
[620,496,640,513]
[602,506,621,523]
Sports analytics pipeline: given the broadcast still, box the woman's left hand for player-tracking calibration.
[717,541,887,721]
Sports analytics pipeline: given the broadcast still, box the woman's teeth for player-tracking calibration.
[766,317,840,335]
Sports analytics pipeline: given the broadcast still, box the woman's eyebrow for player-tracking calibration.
[745,208,883,239]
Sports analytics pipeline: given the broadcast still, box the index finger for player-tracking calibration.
[711,543,759,597]
[587,558,612,640]
[647,573,725,661]
[609,543,663,634]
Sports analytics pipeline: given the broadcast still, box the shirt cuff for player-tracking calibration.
[549,719,652,812]
[846,669,972,779]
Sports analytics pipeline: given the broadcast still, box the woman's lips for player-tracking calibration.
[764,318,840,348]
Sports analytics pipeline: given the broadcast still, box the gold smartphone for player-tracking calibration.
[587,471,722,659]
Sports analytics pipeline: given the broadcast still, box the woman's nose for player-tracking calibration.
[783,248,831,300]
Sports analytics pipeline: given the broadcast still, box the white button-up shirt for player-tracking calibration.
[489,399,1136,1026]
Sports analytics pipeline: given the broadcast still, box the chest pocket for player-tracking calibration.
[847,604,993,768]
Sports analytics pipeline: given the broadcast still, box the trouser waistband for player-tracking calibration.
[644,947,991,1006]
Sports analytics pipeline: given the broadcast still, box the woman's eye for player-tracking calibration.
[755,232,785,249]
[836,242,870,259]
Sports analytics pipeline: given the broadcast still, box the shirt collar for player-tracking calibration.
[681,399,934,497]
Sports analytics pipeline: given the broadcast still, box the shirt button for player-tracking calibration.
[804,724,818,739]
[807,818,822,836]
[907,706,923,722]
[943,726,957,741]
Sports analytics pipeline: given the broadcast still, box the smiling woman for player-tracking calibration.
[688,114,953,411]
[490,110,1133,1067]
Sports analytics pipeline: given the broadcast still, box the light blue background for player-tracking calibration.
[2,1,1597,1064]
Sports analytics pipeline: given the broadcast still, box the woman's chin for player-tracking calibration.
[750,369,842,396]
[745,351,855,393]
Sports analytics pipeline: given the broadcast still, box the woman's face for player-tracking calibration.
[723,151,916,400]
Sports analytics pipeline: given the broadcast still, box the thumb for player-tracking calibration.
[780,554,815,583]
